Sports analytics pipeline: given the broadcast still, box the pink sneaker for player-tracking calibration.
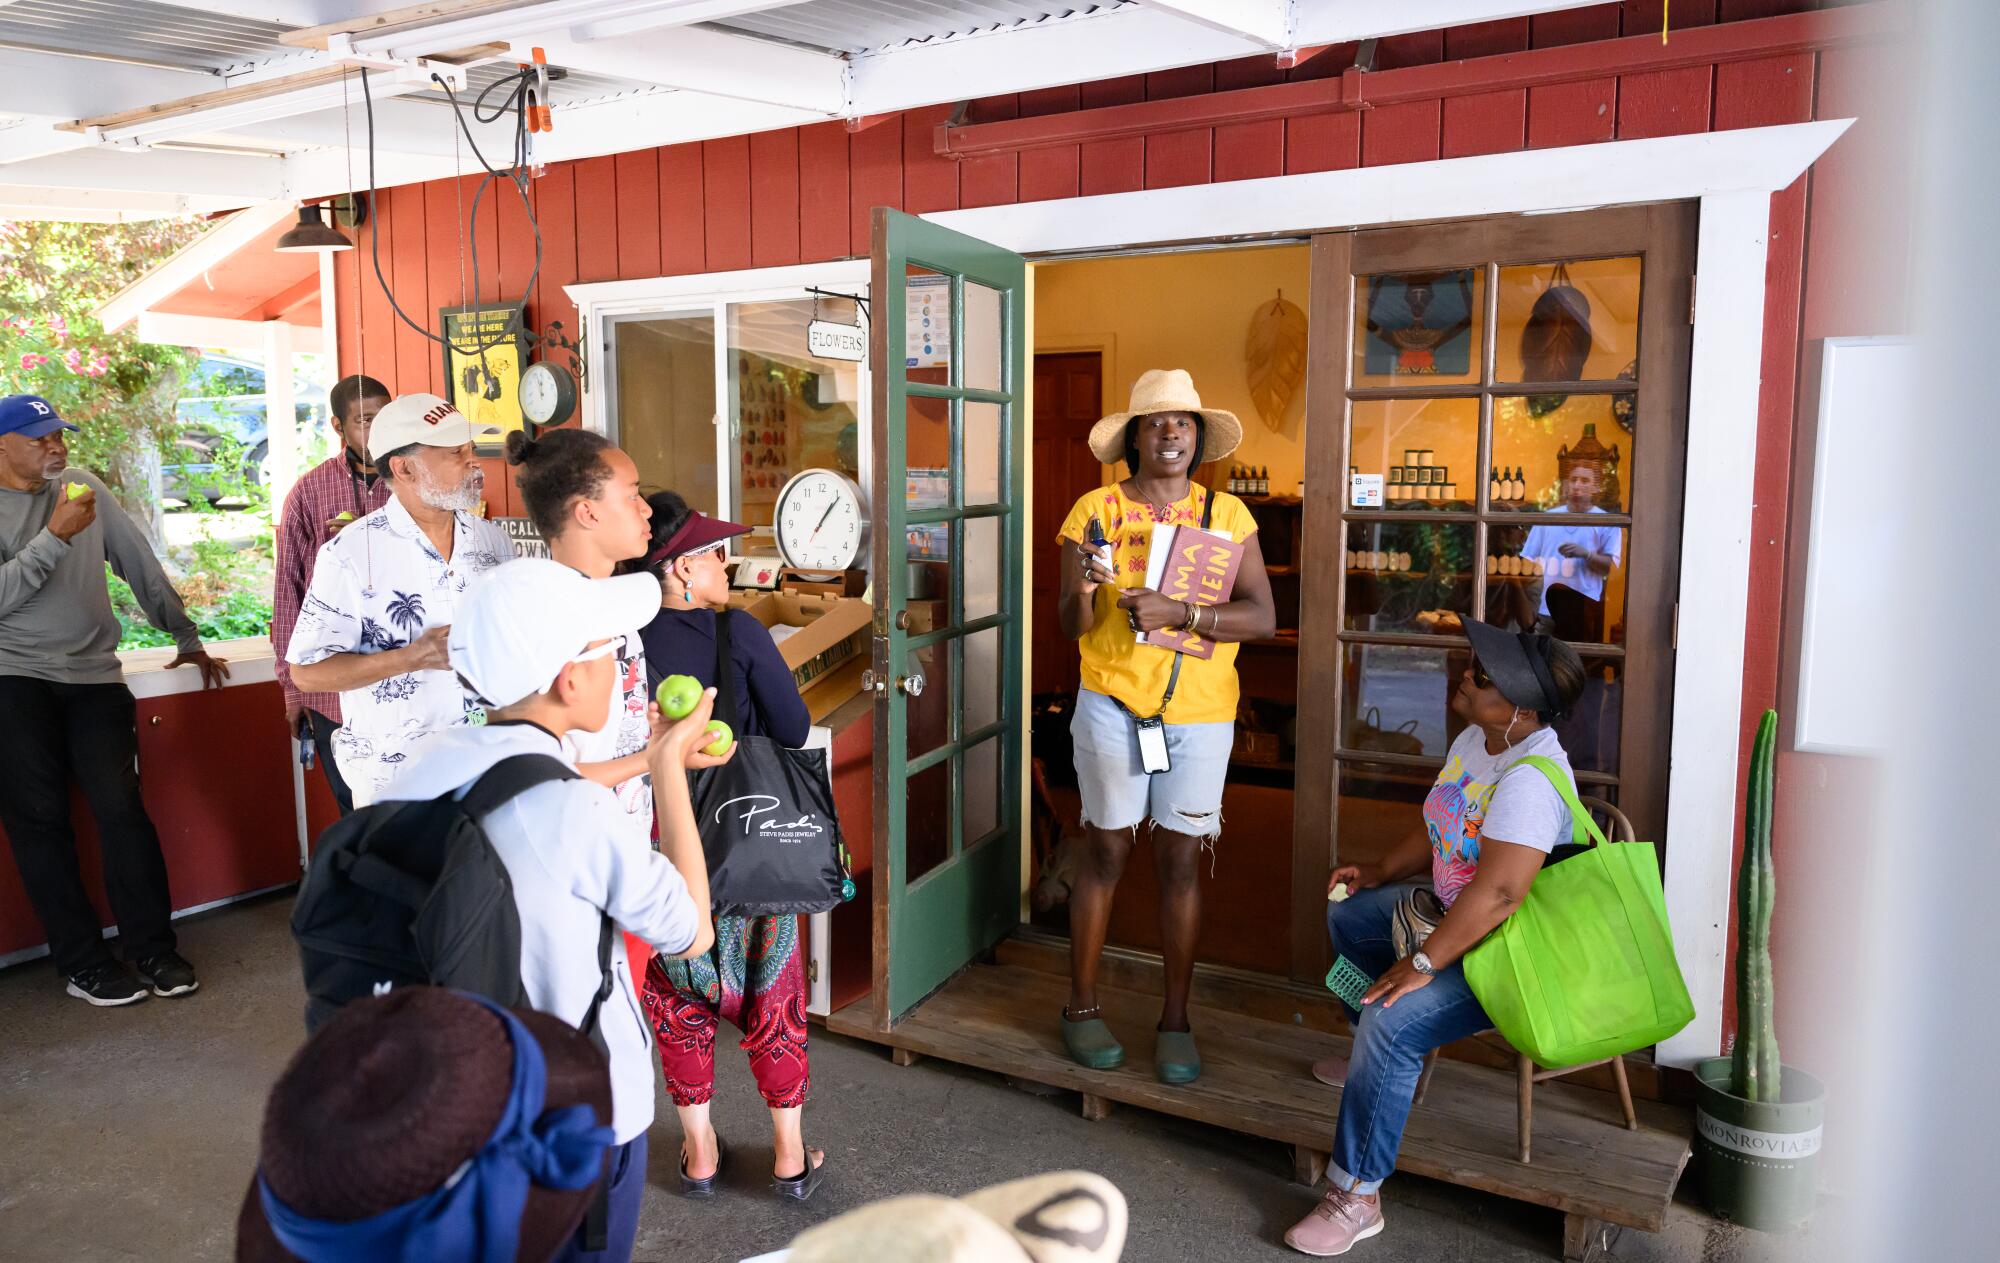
[1310,1055,1348,1087]
[1284,1185,1385,1256]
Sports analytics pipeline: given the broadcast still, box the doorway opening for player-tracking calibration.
[1028,242,1311,979]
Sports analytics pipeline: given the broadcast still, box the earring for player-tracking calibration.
[682,590,692,603]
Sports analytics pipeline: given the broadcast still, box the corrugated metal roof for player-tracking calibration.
[0,0,288,73]
[711,0,1131,56]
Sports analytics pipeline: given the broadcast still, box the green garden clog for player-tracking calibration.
[1060,1010,1125,1070]
[1155,1028,1202,1084]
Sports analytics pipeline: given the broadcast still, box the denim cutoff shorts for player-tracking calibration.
[1068,688,1233,838]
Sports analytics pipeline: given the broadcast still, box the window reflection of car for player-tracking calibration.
[161,355,325,506]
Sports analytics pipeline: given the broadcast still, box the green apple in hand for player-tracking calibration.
[701,721,734,758]
[67,482,88,501]
[655,674,702,720]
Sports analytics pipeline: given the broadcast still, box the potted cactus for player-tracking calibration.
[1693,710,1826,1231]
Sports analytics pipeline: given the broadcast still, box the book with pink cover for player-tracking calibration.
[1137,522,1244,659]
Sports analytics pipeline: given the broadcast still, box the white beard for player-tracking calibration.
[415,464,482,513]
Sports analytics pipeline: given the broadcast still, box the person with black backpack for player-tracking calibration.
[371,558,729,1263]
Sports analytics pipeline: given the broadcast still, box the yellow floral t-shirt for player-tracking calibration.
[1057,482,1257,726]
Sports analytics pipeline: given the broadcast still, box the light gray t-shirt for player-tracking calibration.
[1425,724,1576,907]
[0,469,200,685]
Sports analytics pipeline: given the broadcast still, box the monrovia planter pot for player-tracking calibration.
[1694,1057,1826,1232]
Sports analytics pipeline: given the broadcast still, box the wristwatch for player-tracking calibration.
[1410,950,1437,977]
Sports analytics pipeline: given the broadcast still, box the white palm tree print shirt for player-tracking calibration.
[286,494,516,805]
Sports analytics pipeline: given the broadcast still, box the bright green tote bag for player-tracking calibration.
[1462,756,1695,1069]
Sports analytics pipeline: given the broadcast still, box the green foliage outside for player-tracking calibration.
[2,218,281,649]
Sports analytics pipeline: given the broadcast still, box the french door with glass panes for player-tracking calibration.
[1290,204,1695,980]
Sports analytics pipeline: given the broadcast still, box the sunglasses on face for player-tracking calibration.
[1469,659,1495,690]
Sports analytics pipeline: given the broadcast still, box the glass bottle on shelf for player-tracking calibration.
[1490,465,1502,504]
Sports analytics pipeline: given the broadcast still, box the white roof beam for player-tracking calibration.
[1136,1,1293,51]
[0,186,218,222]
[317,1,803,59]
[513,26,843,114]
[0,119,94,166]
[194,97,516,160]
[0,148,284,203]
[1290,0,1605,46]
[0,48,217,121]
[131,3,407,25]
[136,312,324,356]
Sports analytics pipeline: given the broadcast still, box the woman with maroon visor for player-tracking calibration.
[626,492,822,1203]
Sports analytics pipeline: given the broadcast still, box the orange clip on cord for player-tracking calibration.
[532,47,552,133]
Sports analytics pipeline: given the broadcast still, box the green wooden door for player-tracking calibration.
[867,208,1027,1024]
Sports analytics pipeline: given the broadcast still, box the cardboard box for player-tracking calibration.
[727,590,873,701]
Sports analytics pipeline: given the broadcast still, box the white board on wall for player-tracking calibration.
[1794,336,1918,755]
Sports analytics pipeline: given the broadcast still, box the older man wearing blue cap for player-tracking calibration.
[0,393,229,1007]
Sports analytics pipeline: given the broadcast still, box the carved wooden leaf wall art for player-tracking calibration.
[1245,290,1307,432]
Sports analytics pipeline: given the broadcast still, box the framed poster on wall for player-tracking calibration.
[439,304,527,447]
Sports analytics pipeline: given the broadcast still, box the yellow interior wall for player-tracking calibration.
[1033,244,1313,491]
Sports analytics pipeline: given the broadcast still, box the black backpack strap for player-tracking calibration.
[457,753,578,819]
[1149,485,1219,719]
[711,610,742,732]
[579,912,617,1039]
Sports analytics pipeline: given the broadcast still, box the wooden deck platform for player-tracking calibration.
[827,960,1692,1252]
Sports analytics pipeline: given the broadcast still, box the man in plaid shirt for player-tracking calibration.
[271,374,391,814]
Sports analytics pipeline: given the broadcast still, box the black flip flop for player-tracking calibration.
[679,1136,725,1199]
[771,1147,827,1203]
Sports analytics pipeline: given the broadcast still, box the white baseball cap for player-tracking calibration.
[366,392,501,461]
[448,559,662,709]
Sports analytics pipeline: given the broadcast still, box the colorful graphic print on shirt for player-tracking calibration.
[1089,486,1214,583]
[1422,754,1507,908]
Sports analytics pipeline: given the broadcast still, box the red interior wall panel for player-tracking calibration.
[701,136,753,272]
[958,97,1020,210]
[388,188,431,396]
[796,122,851,259]
[614,149,663,280]
[1527,78,1618,148]
[1284,111,1359,175]
[1213,119,1284,183]
[847,116,902,256]
[901,106,959,215]
[749,129,802,268]
[1532,4,1624,47]
[1442,90,1527,157]
[571,156,620,281]
[658,143,705,274]
[1445,18,1530,59]
[351,194,398,390]
[1078,75,1146,196]
[532,161,580,349]
[1144,128,1212,189]
[1617,65,1715,138]
[1360,100,1441,166]
[1016,86,1081,203]
[420,181,463,397]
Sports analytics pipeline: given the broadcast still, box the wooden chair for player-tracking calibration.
[1411,794,1640,1163]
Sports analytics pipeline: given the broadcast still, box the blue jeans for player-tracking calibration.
[1326,883,1492,1193]
[549,1133,647,1263]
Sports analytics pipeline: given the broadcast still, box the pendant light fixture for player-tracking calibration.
[275,201,352,253]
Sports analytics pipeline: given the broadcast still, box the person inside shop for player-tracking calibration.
[506,427,658,815]
[0,393,227,1007]
[1284,619,1585,1257]
[379,557,728,1263]
[271,373,393,816]
[1521,461,1621,642]
[1055,368,1274,1085]
[286,393,515,808]
[628,489,823,1202]
[236,986,618,1263]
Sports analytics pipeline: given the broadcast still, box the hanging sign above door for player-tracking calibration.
[807,319,866,362]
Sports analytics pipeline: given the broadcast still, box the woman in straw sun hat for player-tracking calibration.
[1054,368,1276,1086]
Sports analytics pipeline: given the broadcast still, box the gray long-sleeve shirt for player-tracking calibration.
[0,469,201,685]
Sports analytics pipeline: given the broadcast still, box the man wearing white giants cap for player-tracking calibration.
[380,557,730,1263]
[285,393,515,806]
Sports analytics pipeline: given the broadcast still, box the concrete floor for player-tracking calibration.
[0,895,1831,1263]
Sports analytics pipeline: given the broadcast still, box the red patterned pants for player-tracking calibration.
[641,914,811,1110]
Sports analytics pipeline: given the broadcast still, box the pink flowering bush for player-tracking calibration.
[0,217,203,485]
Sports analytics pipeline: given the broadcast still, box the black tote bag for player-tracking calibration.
[686,612,849,916]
